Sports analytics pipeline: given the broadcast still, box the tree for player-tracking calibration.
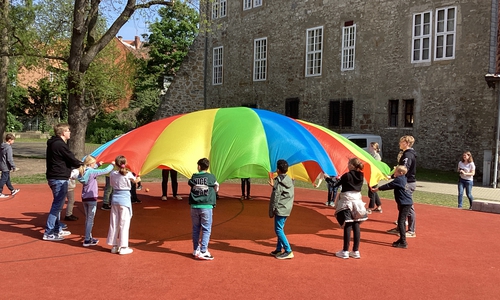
[131,1,199,126]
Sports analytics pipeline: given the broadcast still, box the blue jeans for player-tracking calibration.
[274,215,291,253]
[45,179,69,235]
[458,178,474,208]
[83,201,97,241]
[0,170,14,194]
[191,208,213,252]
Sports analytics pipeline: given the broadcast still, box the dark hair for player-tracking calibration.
[198,158,210,171]
[277,159,289,173]
[5,133,15,141]
[349,157,364,171]
[115,155,128,175]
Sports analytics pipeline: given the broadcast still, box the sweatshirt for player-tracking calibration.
[78,164,114,200]
[46,136,82,180]
[378,175,413,206]
[0,142,15,172]
[269,174,295,217]
[188,171,219,208]
[398,148,417,183]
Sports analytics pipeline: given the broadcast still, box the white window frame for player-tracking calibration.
[434,6,456,61]
[244,0,262,10]
[305,26,323,77]
[341,24,356,71]
[212,0,227,19]
[411,11,432,63]
[253,38,267,81]
[213,46,223,85]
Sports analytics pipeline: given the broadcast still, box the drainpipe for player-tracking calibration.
[489,0,499,188]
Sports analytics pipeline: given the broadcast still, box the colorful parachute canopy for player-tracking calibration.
[90,108,340,183]
[295,120,391,186]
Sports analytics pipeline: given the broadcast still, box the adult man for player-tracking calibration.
[43,123,83,241]
[388,135,417,238]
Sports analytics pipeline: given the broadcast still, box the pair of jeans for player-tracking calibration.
[397,204,412,243]
[45,179,69,235]
[457,178,473,208]
[368,185,381,208]
[83,201,97,241]
[162,169,179,197]
[407,182,416,233]
[241,178,250,197]
[274,215,291,253]
[103,176,113,205]
[0,171,14,194]
[191,208,213,252]
[327,185,339,204]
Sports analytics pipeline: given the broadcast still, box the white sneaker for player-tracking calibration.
[111,246,120,254]
[119,247,133,255]
[161,196,167,201]
[335,250,349,259]
[175,195,183,200]
[192,245,200,256]
[0,194,9,198]
[349,251,361,259]
[58,230,71,236]
[197,251,214,260]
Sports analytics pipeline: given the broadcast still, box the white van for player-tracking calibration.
[340,134,383,159]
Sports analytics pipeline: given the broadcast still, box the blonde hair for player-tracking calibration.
[462,151,474,163]
[395,165,408,175]
[54,123,70,136]
[370,142,380,153]
[79,155,96,176]
[400,135,415,147]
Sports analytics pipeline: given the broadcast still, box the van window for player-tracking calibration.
[349,138,367,149]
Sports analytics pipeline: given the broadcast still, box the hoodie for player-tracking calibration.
[398,148,417,183]
[269,174,295,217]
[0,142,15,172]
[46,136,83,180]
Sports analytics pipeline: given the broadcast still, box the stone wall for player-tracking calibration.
[157,0,499,184]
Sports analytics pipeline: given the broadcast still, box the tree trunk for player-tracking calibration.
[0,0,10,137]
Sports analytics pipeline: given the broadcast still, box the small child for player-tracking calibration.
[372,165,412,249]
[314,173,340,207]
[64,168,80,221]
[189,158,219,260]
[106,155,140,255]
[77,155,114,247]
[0,134,20,198]
[268,159,295,260]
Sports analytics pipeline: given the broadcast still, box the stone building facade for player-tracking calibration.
[157,0,500,185]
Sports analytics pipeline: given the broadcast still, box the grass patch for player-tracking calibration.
[12,174,47,185]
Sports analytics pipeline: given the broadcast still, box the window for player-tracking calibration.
[213,47,223,85]
[388,100,399,127]
[341,22,356,71]
[329,99,353,128]
[254,38,267,81]
[212,0,227,19]
[244,0,262,10]
[412,11,432,63]
[404,99,414,127]
[435,6,456,60]
[305,26,323,77]
[285,98,299,119]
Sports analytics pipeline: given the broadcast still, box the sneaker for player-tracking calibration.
[119,247,133,255]
[197,251,214,260]
[131,199,142,204]
[60,223,68,230]
[335,250,349,259]
[324,201,330,206]
[64,215,78,221]
[11,189,20,196]
[0,194,9,198]
[111,246,120,254]
[59,230,71,236]
[270,250,283,257]
[387,228,399,235]
[349,251,361,259]
[83,238,99,247]
[392,241,408,249]
[246,196,252,200]
[192,245,201,256]
[366,209,372,214]
[405,231,416,238]
[373,207,383,213]
[136,186,142,191]
[101,204,111,210]
[175,195,183,200]
[43,234,64,241]
[161,196,167,201]
[240,196,245,200]
[276,251,294,260]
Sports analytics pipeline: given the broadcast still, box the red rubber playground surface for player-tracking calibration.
[1,182,499,299]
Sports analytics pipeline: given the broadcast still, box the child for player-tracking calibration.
[0,134,20,198]
[372,165,412,248]
[189,158,219,260]
[334,157,367,259]
[314,173,340,207]
[106,155,140,255]
[268,159,295,260]
[77,155,115,247]
[367,142,383,213]
[240,178,251,200]
[64,168,80,221]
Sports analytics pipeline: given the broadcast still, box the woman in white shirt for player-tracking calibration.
[457,151,475,209]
